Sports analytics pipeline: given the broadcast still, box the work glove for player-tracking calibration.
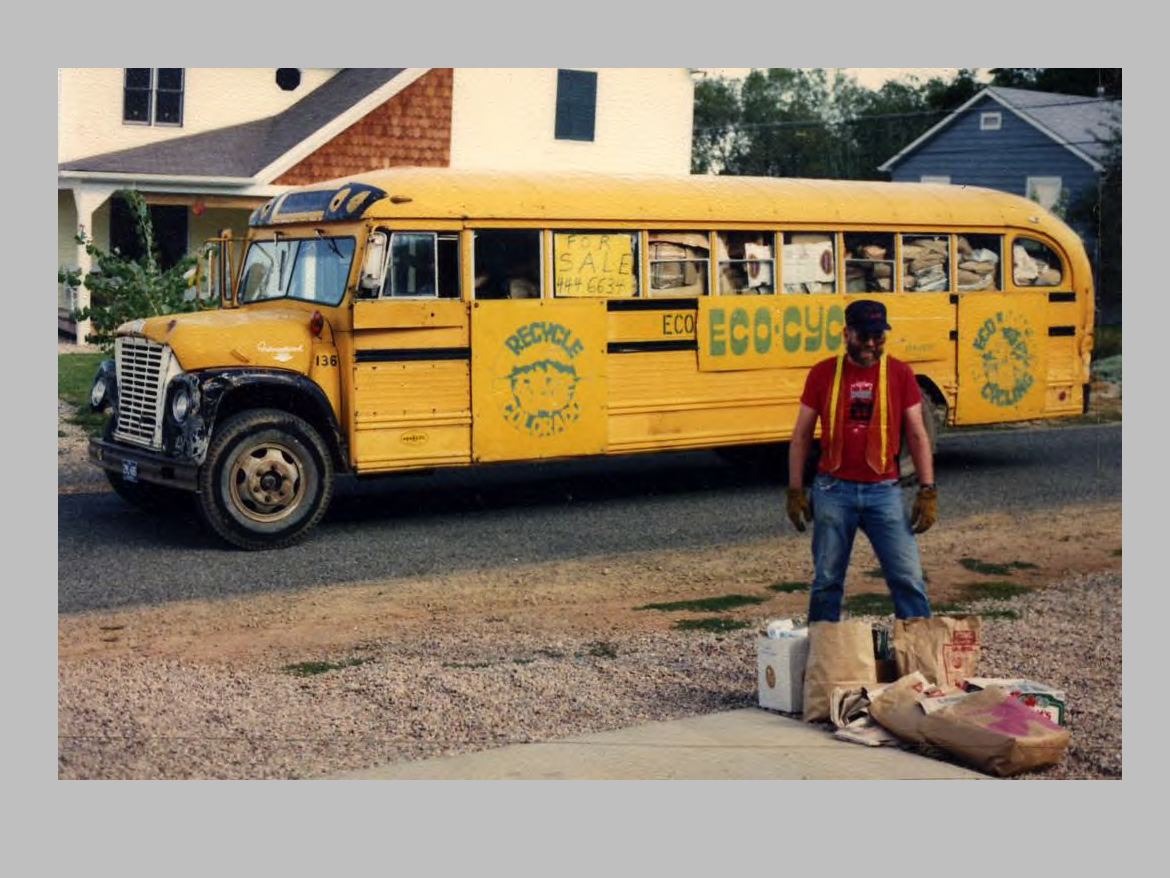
[786,487,812,533]
[910,485,937,534]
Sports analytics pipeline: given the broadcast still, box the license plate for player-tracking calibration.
[122,459,139,483]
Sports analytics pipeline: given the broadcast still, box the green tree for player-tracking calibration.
[989,69,1122,324]
[691,75,744,174]
[989,68,1122,98]
[59,190,200,353]
[693,68,867,178]
[692,68,988,180]
[1068,122,1122,325]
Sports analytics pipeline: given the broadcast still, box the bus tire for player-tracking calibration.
[197,408,333,550]
[899,391,942,486]
[106,471,193,514]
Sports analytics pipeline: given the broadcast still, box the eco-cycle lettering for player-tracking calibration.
[972,310,1035,407]
[701,302,844,369]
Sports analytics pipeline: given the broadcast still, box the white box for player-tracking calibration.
[757,633,810,714]
[962,678,1068,726]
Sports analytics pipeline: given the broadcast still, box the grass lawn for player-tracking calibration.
[58,352,106,433]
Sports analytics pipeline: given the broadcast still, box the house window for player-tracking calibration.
[980,111,1002,131]
[276,68,302,91]
[1026,177,1064,212]
[555,69,597,142]
[123,68,184,126]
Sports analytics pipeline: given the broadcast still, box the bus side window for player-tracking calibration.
[437,233,460,299]
[648,231,709,297]
[957,234,1002,291]
[473,229,542,300]
[782,232,836,294]
[1012,237,1064,287]
[844,232,895,293]
[900,235,950,293]
[552,231,638,298]
[716,231,774,295]
[386,232,437,297]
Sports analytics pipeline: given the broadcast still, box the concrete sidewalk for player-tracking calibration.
[322,708,989,780]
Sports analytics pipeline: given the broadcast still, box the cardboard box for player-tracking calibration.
[962,678,1067,726]
[757,633,810,714]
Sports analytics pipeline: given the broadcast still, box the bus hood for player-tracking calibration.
[116,308,318,372]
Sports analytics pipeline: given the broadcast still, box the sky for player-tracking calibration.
[703,68,991,88]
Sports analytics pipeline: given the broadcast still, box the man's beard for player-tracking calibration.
[847,339,884,366]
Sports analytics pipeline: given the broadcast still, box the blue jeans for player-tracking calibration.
[807,473,931,622]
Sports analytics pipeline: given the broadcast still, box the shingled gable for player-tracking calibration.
[879,86,1121,174]
[58,68,419,182]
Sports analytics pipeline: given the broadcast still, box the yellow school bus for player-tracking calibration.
[87,167,1095,549]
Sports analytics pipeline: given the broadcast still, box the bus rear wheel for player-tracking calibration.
[898,391,942,486]
[197,409,333,550]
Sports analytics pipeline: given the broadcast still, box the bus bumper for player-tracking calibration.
[88,437,199,493]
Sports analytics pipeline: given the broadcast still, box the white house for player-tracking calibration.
[58,68,697,341]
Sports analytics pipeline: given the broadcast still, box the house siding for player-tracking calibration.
[58,68,340,164]
[889,96,1099,207]
[449,68,694,174]
[274,68,453,185]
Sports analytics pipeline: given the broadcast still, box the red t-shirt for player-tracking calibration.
[800,354,921,482]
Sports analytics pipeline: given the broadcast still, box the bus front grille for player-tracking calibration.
[113,337,172,450]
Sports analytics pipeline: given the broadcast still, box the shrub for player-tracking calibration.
[58,190,200,353]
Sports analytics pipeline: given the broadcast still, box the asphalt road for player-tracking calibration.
[58,423,1121,614]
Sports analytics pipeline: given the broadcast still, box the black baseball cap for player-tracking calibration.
[845,299,891,334]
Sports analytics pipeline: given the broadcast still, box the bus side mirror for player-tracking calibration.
[193,231,237,309]
[358,231,387,298]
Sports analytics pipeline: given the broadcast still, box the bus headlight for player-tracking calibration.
[90,376,108,409]
[167,373,201,427]
[89,360,116,412]
[171,385,197,423]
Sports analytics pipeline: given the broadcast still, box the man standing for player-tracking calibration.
[786,299,937,622]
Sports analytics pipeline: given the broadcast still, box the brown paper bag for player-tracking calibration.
[865,672,966,745]
[920,687,1071,777]
[893,615,981,688]
[802,620,877,722]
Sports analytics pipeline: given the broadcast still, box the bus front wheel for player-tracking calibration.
[197,409,334,550]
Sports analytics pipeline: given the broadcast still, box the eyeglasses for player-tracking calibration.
[849,328,887,343]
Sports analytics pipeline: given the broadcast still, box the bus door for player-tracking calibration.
[350,229,473,472]
[470,299,608,463]
[956,292,1049,424]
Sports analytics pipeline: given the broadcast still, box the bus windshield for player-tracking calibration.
[237,235,355,305]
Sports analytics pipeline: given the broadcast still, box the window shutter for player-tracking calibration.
[555,69,597,141]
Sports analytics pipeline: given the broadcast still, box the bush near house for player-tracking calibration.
[58,190,199,354]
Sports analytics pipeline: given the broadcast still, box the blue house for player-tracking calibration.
[879,86,1120,275]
